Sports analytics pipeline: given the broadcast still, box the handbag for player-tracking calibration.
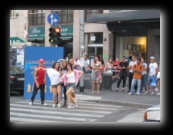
[105,70,113,75]
[151,76,156,86]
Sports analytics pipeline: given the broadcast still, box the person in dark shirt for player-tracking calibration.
[116,56,128,92]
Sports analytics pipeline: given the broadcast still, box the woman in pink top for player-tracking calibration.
[61,63,84,108]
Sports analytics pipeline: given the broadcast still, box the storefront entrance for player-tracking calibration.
[115,36,147,60]
[87,46,103,58]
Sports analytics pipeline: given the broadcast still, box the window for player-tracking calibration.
[10,10,19,18]
[88,33,103,44]
[85,10,103,21]
[29,10,45,26]
[54,10,73,24]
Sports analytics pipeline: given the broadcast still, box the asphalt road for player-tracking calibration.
[10,93,148,123]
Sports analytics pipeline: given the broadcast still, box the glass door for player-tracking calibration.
[96,47,103,56]
[88,46,103,57]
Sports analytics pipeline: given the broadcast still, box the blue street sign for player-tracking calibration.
[47,12,59,26]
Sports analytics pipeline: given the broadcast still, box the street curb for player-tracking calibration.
[96,99,154,108]
[76,98,154,108]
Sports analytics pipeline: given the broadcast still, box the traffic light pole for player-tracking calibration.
[79,10,84,93]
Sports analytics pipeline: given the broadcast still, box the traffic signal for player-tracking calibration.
[48,27,62,45]
[49,27,56,44]
[55,27,61,44]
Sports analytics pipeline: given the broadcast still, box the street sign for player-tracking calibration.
[47,12,59,26]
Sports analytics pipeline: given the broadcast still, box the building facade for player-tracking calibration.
[10,10,160,63]
[10,10,28,48]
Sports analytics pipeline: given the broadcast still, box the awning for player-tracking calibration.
[86,10,160,23]
[60,36,72,40]
[10,37,25,45]
[27,37,44,41]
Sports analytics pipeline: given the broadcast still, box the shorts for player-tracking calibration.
[66,83,76,90]
[51,82,61,88]
[157,72,160,79]
[147,75,155,85]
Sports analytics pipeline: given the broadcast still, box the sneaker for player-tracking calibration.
[52,104,57,107]
[155,87,159,91]
[145,91,149,94]
[151,92,154,95]
[57,103,61,108]
[136,93,140,95]
[29,102,33,105]
[68,104,74,109]
[41,102,47,106]
[122,88,124,92]
[74,104,78,108]
[129,92,133,95]
[116,88,119,92]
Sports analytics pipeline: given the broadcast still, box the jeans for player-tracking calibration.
[117,73,127,88]
[61,84,67,102]
[31,84,45,103]
[140,74,147,92]
[130,79,141,94]
[129,72,137,91]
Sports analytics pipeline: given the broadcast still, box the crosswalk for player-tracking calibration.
[10,100,123,123]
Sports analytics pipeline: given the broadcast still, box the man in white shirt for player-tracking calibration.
[128,55,137,92]
[74,57,80,70]
[145,56,158,95]
[83,55,90,73]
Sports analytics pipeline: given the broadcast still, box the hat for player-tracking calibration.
[39,58,44,63]
[150,56,155,59]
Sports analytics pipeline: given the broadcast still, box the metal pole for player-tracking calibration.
[79,10,84,93]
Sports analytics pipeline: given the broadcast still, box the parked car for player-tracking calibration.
[10,65,24,94]
[143,104,160,122]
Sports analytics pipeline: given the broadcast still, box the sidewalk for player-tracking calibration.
[74,80,160,109]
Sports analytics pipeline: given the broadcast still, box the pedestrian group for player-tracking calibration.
[28,54,160,108]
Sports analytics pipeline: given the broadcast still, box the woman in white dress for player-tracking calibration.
[46,62,62,107]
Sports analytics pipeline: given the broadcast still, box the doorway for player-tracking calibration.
[87,46,103,57]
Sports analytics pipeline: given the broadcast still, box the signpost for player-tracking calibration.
[47,12,59,26]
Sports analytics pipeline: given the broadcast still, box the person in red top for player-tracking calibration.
[112,57,120,80]
[29,58,47,105]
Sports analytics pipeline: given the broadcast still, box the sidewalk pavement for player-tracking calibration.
[74,86,160,109]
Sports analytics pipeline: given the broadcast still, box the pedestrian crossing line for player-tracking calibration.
[10,104,111,114]
[16,100,117,107]
[10,117,61,122]
[15,100,121,109]
[16,100,123,108]
[10,107,105,118]
[12,102,118,111]
[77,103,122,108]
[10,112,96,122]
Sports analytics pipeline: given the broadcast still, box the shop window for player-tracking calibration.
[88,33,103,44]
[29,10,45,26]
[115,36,147,60]
[10,10,19,18]
[85,10,103,22]
[54,10,73,24]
